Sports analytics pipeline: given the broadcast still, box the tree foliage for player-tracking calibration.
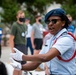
[61,0,76,20]
[16,0,52,15]
[1,0,19,24]
[0,0,76,24]
[62,5,76,20]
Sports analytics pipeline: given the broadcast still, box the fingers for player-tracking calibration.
[10,59,22,70]
[10,57,18,66]
[13,47,19,52]
[13,47,23,54]
[10,53,15,58]
[10,58,17,69]
[10,57,13,62]
[10,47,23,61]
[10,57,15,63]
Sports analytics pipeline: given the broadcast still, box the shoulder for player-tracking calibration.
[56,33,74,45]
[12,22,18,27]
[28,24,32,27]
[40,23,43,26]
[11,22,18,31]
[33,23,36,26]
[32,23,37,28]
[44,33,52,40]
[69,24,75,28]
[12,22,17,25]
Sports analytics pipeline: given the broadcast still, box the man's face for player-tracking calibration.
[17,13,25,18]
[17,13,25,22]
[46,16,65,35]
[36,16,42,22]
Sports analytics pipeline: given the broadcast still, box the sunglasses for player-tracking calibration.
[45,19,61,24]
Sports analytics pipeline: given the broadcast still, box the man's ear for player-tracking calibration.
[62,21,65,26]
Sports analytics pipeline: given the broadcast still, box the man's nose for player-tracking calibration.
[48,21,53,26]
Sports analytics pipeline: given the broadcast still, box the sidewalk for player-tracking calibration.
[1,46,13,75]
[1,46,11,62]
[1,46,31,62]
[1,46,45,75]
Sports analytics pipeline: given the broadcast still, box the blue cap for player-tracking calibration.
[45,8,70,28]
[25,18,30,21]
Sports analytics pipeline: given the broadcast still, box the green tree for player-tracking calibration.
[61,0,76,20]
[1,0,19,26]
[1,0,76,24]
[16,0,52,15]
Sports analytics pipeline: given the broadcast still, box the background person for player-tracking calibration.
[25,18,34,55]
[31,15,44,55]
[9,10,27,75]
[67,14,75,34]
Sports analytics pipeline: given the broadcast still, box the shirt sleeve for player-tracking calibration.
[32,24,36,32]
[10,23,17,36]
[52,37,73,55]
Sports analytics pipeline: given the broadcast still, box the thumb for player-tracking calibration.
[10,53,15,58]
[10,60,17,68]
[13,48,19,52]
[10,57,15,63]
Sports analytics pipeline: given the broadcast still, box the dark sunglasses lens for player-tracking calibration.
[46,19,58,24]
[52,19,57,24]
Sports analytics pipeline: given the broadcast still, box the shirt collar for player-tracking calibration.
[53,28,68,39]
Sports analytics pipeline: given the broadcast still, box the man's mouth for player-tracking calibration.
[49,28,54,30]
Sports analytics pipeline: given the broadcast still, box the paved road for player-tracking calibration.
[1,46,31,62]
[1,46,11,62]
[0,46,45,75]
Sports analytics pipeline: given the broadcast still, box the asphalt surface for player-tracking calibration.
[0,46,45,75]
[1,46,32,62]
[1,46,11,62]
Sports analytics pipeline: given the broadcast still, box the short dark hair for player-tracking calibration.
[35,15,41,19]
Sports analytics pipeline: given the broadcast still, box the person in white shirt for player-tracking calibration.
[25,18,33,55]
[10,8,76,75]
